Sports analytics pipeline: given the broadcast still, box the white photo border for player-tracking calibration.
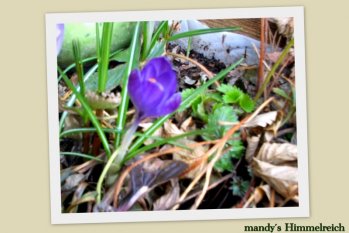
[46,6,309,224]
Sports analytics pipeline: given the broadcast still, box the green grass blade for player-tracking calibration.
[60,127,119,138]
[146,40,166,60]
[98,23,114,93]
[141,21,155,61]
[72,39,85,95]
[96,23,101,62]
[167,26,240,41]
[128,57,244,154]
[114,22,141,148]
[186,36,192,57]
[149,21,167,53]
[59,68,111,157]
[60,152,104,163]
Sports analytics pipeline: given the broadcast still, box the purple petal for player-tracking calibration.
[128,69,145,110]
[156,92,181,116]
[56,24,64,55]
[143,57,173,77]
[141,60,157,80]
[136,80,166,117]
[155,70,178,96]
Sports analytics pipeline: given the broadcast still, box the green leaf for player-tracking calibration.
[115,22,141,148]
[205,105,238,139]
[84,64,126,92]
[214,153,234,172]
[60,152,104,163]
[147,21,168,57]
[230,177,249,197]
[141,21,155,61]
[204,105,245,173]
[227,138,245,159]
[217,84,233,94]
[112,45,141,65]
[272,87,292,101]
[180,88,195,100]
[168,26,240,41]
[239,94,255,113]
[146,40,166,59]
[223,86,244,104]
[191,96,208,122]
[98,23,114,93]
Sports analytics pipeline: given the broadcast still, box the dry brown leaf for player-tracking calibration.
[163,120,206,178]
[253,184,271,204]
[252,158,298,199]
[62,173,85,192]
[69,182,89,213]
[243,111,283,142]
[164,120,184,137]
[244,111,278,128]
[153,179,180,210]
[245,135,261,163]
[257,142,297,166]
[269,17,294,39]
[173,139,208,179]
[180,117,194,132]
[139,122,163,145]
[63,115,82,139]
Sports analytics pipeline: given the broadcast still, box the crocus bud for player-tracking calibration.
[56,24,64,56]
[128,57,181,120]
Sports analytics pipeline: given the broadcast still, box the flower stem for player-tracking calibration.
[114,117,141,167]
[96,148,120,203]
[96,116,140,203]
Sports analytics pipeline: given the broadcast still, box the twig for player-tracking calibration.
[251,42,272,72]
[266,55,293,97]
[167,52,214,78]
[191,145,224,209]
[73,153,105,173]
[257,18,266,92]
[166,52,220,87]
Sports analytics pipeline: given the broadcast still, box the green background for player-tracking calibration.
[1,0,348,232]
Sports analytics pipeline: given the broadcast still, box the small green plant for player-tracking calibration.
[182,84,255,173]
[204,105,245,172]
[230,177,250,197]
[217,84,255,113]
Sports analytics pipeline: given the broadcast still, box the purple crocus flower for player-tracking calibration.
[128,57,181,120]
[56,24,64,55]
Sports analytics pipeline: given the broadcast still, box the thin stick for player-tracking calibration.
[167,52,213,78]
[257,18,266,91]
[191,144,224,209]
[166,52,219,86]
